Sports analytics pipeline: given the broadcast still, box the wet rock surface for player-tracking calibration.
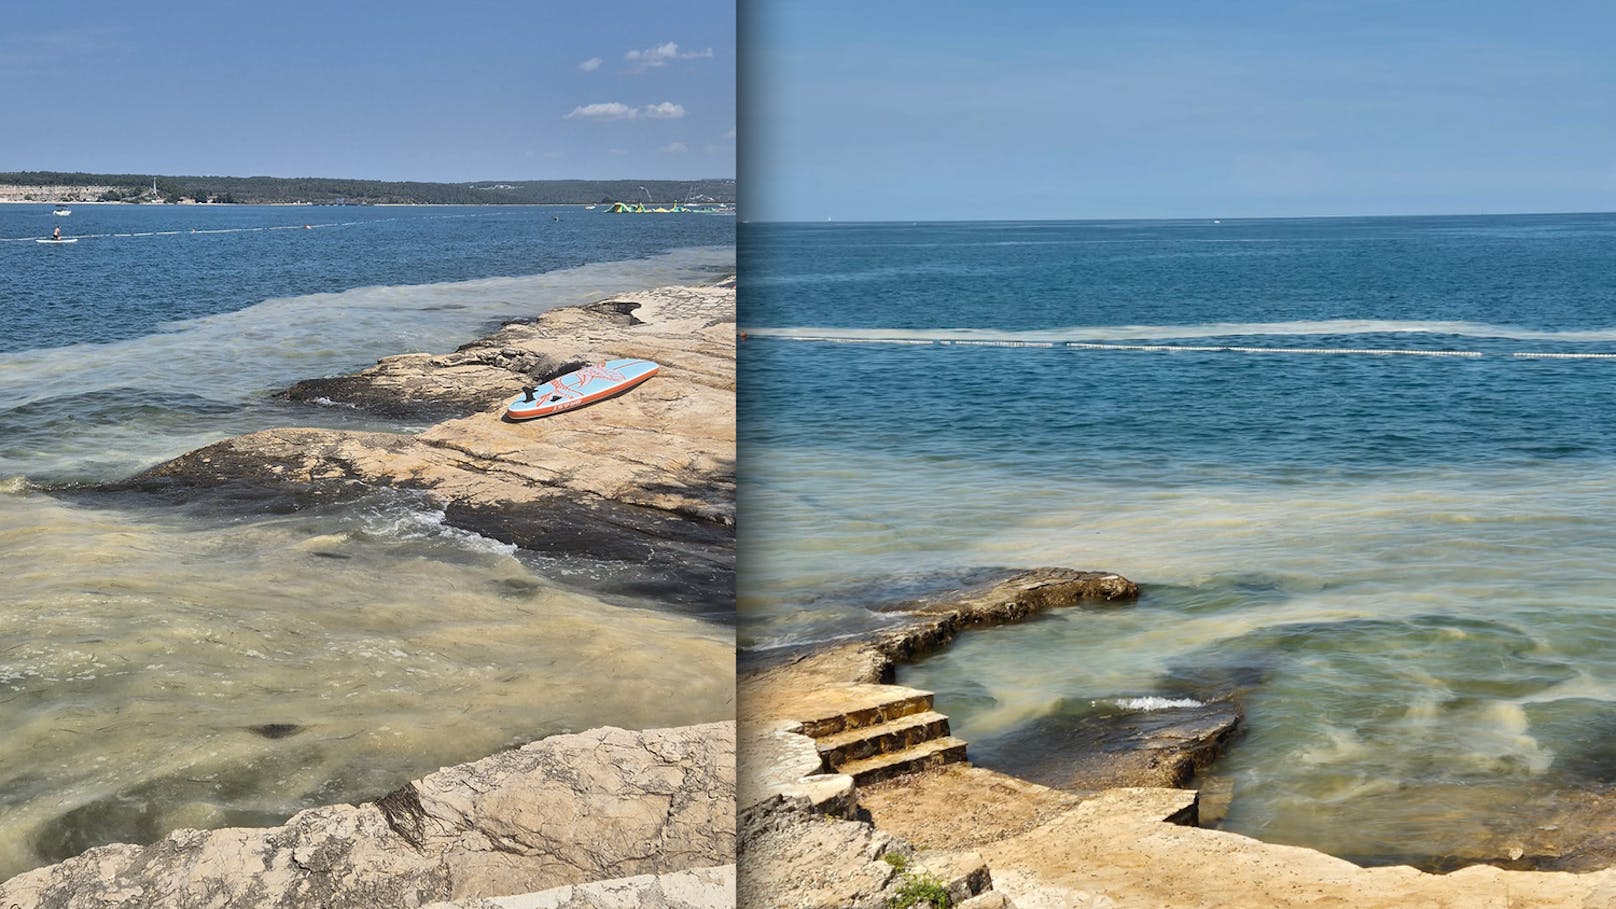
[745,567,1141,703]
[0,723,736,909]
[100,279,737,615]
[972,698,1243,790]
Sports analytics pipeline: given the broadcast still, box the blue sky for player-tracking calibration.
[0,0,734,181]
[743,0,1616,221]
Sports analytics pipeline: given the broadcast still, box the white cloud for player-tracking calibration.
[578,57,602,72]
[625,42,714,72]
[724,127,736,140]
[642,102,687,120]
[661,142,689,154]
[564,102,637,120]
[564,101,687,121]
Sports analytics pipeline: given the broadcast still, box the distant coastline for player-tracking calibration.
[0,171,736,206]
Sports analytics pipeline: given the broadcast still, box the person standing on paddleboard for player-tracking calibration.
[51,226,61,241]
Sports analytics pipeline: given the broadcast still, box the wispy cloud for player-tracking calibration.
[564,101,686,121]
[564,102,638,121]
[625,42,713,73]
[578,57,602,72]
[724,127,736,140]
[661,142,689,154]
[0,26,126,69]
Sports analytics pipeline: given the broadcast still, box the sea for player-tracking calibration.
[739,214,1616,868]
[0,203,734,878]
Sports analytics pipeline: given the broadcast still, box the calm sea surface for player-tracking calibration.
[739,214,1616,866]
[0,204,734,877]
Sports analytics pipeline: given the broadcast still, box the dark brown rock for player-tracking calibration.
[97,280,737,614]
[974,698,1243,791]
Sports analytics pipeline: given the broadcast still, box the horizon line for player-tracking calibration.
[742,209,1616,226]
[0,169,737,184]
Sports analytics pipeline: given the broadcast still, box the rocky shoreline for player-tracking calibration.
[3,278,738,905]
[739,568,1616,908]
[104,277,736,613]
[0,723,736,909]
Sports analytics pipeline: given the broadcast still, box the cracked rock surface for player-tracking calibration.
[0,723,736,909]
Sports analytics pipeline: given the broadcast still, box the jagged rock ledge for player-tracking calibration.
[103,278,737,613]
[0,722,736,909]
[740,569,1616,907]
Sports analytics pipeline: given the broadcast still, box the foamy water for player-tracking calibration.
[747,319,1616,345]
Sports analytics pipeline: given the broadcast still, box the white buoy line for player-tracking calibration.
[755,333,1616,360]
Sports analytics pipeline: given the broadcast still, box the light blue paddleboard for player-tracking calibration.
[505,358,659,421]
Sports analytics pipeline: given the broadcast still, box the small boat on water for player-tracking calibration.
[53,207,71,216]
[37,237,78,244]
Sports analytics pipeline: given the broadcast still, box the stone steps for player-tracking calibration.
[814,710,952,767]
[794,684,936,738]
[834,736,969,786]
[785,683,969,786]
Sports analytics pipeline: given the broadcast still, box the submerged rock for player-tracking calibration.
[972,697,1243,790]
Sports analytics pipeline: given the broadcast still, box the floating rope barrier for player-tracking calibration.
[753,333,1616,361]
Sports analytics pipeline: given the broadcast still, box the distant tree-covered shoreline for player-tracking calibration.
[0,171,736,205]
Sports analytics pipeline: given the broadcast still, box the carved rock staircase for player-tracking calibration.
[795,683,967,785]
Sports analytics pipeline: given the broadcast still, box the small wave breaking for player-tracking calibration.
[1105,696,1207,711]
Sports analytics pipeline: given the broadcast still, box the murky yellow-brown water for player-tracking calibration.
[0,486,733,877]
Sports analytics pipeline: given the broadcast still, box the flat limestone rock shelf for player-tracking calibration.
[110,279,737,613]
[0,723,736,909]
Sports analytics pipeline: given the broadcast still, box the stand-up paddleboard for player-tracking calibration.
[37,238,78,244]
[505,358,659,421]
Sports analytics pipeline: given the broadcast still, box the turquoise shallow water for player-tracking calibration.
[739,214,1616,865]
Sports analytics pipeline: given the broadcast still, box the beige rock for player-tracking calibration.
[124,279,738,609]
[0,723,735,909]
[423,864,734,909]
[743,568,1138,730]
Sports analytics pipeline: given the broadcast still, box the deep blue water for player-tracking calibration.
[742,215,1616,332]
[741,215,1616,480]
[2,204,733,353]
[0,204,732,482]
[739,214,1616,866]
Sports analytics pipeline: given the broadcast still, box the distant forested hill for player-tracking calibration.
[0,171,736,205]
